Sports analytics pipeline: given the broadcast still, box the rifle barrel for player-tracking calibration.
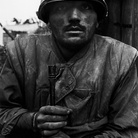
[48,65,56,106]
[0,23,14,40]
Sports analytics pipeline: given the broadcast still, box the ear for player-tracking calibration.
[96,23,99,28]
[47,22,51,30]
[47,22,50,28]
[46,22,52,33]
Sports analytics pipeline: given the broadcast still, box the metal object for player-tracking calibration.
[37,0,108,23]
[48,65,57,105]
[0,23,14,40]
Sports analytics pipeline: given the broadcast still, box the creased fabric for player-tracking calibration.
[0,34,138,138]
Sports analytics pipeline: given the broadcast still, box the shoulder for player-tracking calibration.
[94,34,138,61]
[6,34,52,56]
[94,35,138,73]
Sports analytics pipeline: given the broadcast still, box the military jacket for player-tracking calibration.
[0,34,138,138]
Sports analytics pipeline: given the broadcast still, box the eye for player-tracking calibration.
[81,3,93,10]
[57,5,66,11]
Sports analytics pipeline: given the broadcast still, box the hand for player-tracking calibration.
[50,131,70,138]
[34,105,72,137]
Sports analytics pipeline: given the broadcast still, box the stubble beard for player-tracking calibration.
[53,33,94,53]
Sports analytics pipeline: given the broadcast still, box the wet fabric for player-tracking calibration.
[0,34,138,138]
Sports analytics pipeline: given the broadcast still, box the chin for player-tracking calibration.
[62,39,90,51]
[56,35,92,50]
[65,37,86,44]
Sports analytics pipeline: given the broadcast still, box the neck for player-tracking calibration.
[56,41,92,62]
[57,43,78,61]
[52,35,93,62]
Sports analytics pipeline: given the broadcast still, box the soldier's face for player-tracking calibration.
[48,1,98,50]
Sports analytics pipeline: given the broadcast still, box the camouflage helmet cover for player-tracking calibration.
[37,0,108,23]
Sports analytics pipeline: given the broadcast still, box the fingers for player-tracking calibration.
[37,114,68,123]
[39,105,72,115]
[35,105,72,137]
[41,129,59,137]
[38,121,67,130]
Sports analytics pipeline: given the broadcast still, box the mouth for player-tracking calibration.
[65,26,84,34]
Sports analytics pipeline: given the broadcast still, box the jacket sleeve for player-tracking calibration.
[0,38,34,136]
[93,47,138,138]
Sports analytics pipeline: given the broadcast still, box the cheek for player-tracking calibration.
[50,16,65,31]
[85,15,94,25]
[54,19,64,28]
[84,15,97,32]
[49,17,66,39]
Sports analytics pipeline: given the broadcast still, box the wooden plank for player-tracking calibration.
[132,0,138,70]
[103,0,121,40]
[121,0,133,45]
[133,0,138,50]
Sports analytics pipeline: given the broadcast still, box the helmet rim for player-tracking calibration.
[37,0,108,23]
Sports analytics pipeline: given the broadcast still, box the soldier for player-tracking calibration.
[0,0,138,138]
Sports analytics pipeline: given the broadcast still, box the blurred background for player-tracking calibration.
[0,0,47,72]
[0,0,40,25]
[0,0,47,46]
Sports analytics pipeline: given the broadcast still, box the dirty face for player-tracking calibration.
[48,1,98,51]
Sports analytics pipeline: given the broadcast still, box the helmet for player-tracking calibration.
[37,0,108,23]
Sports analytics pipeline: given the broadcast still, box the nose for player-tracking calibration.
[68,8,81,24]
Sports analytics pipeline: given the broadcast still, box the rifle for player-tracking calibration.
[0,23,14,40]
